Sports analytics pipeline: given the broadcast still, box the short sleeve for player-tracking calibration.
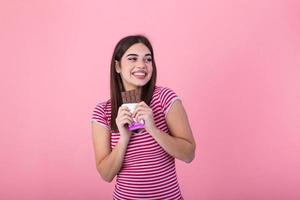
[91,103,110,129]
[160,87,181,117]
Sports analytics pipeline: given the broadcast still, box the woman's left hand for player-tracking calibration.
[133,101,157,133]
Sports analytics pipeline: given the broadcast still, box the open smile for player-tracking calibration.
[132,70,147,79]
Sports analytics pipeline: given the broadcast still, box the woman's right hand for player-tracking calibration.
[115,106,133,139]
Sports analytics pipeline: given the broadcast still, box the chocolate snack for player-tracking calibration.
[121,89,144,132]
[121,89,141,104]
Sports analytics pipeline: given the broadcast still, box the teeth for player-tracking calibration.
[133,71,146,76]
[134,72,145,76]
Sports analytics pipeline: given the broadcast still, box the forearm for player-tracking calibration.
[97,136,129,182]
[150,127,195,163]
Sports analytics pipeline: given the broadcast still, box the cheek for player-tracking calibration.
[121,65,132,75]
[149,67,154,76]
[147,64,153,72]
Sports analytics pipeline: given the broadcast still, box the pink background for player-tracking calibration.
[1,0,300,199]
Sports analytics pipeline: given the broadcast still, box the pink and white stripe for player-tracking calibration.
[91,86,183,200]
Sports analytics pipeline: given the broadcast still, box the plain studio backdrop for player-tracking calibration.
[0,0,299,199]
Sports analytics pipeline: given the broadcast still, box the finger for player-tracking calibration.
[122,119,133,126]
[118,108,132,117]
[118,106,129,114]
[133,104,149,113]
[122,110,132,118]
[116,111,133,120]
[138,101,147,106]
[122,115,133,122]
[135,110,146,117]
[119,117,133,126]
[136,101,149,109]
[121,105,130,110]
[135,112,147,122]
[132,107,142,117]
[133,107,151,118]
[137,116,147,124]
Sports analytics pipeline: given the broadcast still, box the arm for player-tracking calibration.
[135,100,196,163]
[92,107,133,182]
[151,100,195,163]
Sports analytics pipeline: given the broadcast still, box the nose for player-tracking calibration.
[136,59,146,68]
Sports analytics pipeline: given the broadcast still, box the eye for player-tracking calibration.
[128,57,137,62]
[144,57,152,63]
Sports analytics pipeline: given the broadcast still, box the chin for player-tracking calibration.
[136,80,150,87]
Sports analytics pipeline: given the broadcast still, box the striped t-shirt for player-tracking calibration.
[91,86,183,200]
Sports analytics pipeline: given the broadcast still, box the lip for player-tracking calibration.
[132,70,147,77]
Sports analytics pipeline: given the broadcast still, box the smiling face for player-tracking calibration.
[116,43,153,91]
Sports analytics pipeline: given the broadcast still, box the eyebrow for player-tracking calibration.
[126,53,152,57]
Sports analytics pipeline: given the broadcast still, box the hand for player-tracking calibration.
[133,101,157,133]
[115,106,133,139]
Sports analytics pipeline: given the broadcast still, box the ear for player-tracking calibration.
[115,60,121,73]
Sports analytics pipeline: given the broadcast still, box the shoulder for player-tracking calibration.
[152,86,180,114]
[153,85,178,97]
[91,99,111,129]
[93,99,111,112]
[91,99,111,120]
[153,85,179,101]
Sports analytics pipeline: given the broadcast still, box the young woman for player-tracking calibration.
[91,35,196,200]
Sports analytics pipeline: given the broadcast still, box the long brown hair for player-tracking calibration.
[110,35,157,131]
